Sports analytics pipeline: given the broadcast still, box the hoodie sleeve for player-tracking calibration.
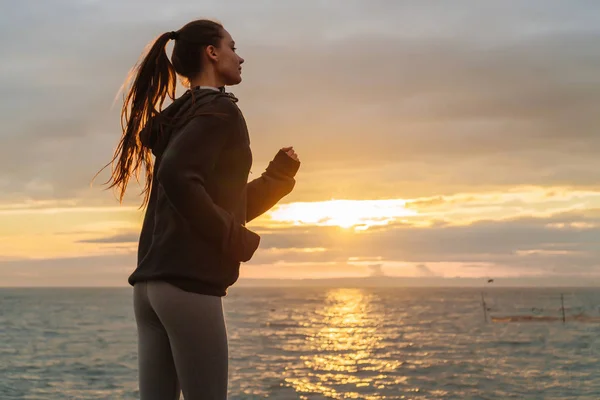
[156,100,260,262]
[246,149,301,223]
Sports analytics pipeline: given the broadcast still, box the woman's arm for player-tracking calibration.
[246,149,301,223]
[157,102,260,262]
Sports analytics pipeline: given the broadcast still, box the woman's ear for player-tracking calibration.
[205,45,219,62]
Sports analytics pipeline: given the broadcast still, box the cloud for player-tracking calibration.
[1,206,599,285]
[1,0,599,203]
[77,233,139,244]
[0,253,136,286]
[249,209,600,274]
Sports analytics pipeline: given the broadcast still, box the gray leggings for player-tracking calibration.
[133,281,228,400]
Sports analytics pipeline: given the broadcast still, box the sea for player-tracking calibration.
[2,286,600,399]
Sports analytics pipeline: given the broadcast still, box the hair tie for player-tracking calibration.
[168,31,179,40]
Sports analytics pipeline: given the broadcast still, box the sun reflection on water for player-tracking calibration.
[285,288,402,399]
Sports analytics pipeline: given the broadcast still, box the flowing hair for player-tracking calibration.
[94,20,224,208]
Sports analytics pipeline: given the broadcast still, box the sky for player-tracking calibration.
[1,0,600,286]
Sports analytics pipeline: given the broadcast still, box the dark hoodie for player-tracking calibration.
[127,87,300,296]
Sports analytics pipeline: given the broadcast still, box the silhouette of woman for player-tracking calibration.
[99,19,300,399]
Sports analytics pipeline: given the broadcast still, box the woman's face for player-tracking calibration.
[212,29,244,86]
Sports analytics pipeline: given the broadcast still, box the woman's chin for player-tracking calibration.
[226,74,242,86]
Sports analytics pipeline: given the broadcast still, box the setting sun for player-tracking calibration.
[267,199,418,230]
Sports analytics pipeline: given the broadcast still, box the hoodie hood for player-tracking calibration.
[140,87,238,157]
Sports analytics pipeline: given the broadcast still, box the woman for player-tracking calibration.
[102,19,300,399]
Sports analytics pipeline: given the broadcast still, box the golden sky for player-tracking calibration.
[2,1,600,286]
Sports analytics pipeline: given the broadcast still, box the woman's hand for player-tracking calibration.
[281,146,299,162]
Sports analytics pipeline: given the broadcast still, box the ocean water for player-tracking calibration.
[2,287,600,399]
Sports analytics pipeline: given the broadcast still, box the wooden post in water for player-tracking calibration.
[481,292,488,323]
[561,293,566,324]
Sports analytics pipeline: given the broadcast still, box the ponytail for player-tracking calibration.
[95,31,177,207]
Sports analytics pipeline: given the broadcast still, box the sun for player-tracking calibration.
[267,199,417,230]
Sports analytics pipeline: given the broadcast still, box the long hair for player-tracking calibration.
[95,19,224,208]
